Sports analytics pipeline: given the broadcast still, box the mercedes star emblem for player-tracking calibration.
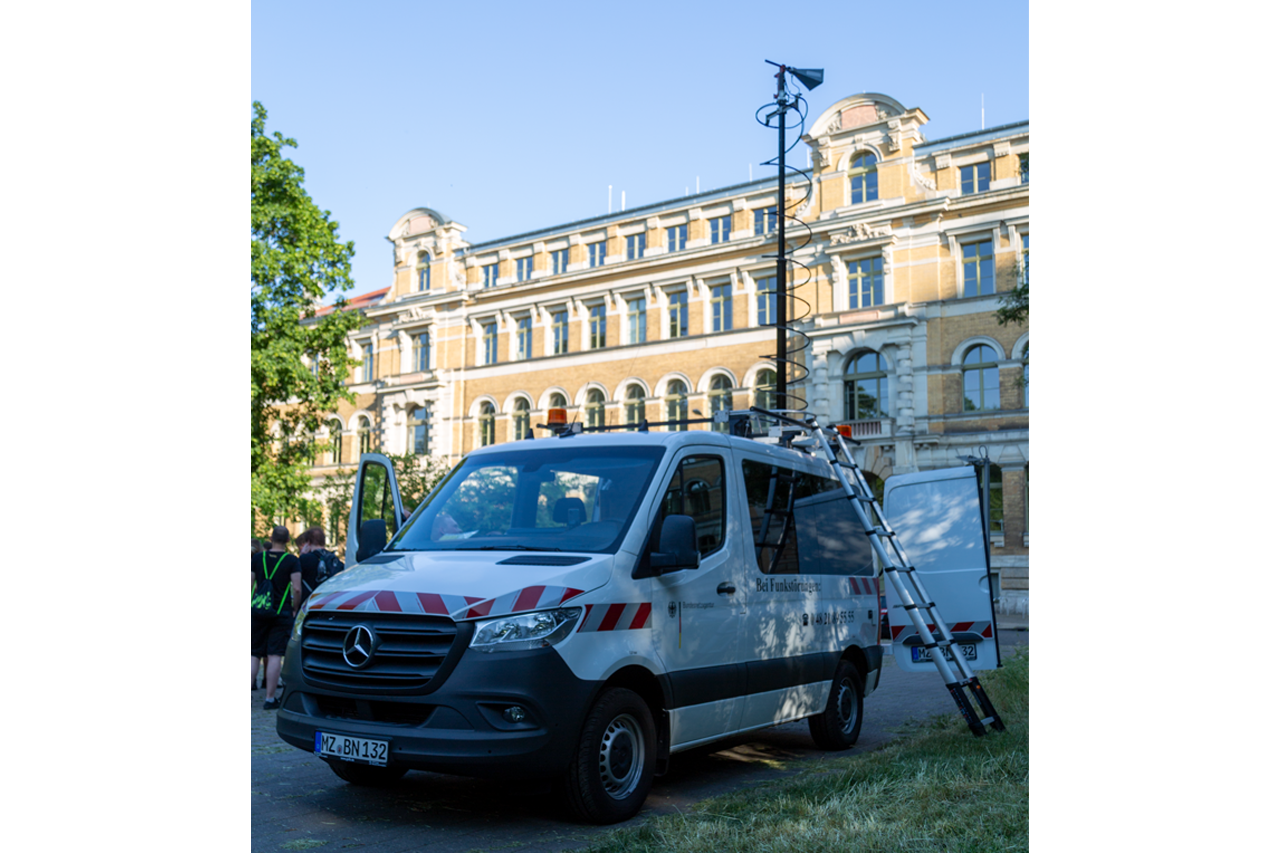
[342,624,377,669]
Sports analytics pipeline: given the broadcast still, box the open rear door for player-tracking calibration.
[882,466,999,672]
[345,453,404,568]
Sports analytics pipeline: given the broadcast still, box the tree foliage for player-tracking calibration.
[251,101,364,530]
[996,257,1028,327]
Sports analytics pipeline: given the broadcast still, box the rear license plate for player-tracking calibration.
[911,644,976,664]
[314,731,389,766]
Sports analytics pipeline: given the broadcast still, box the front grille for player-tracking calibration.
[301,610,462,693]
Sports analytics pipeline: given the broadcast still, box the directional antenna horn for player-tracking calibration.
[789,67,824,90]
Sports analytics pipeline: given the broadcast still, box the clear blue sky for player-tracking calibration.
[252,1,1027,298]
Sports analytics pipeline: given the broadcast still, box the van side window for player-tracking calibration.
[657,455,725,556]
[741,459,874,576]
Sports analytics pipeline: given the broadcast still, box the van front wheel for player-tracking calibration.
[808,660,863,750]
[564,687,656,824]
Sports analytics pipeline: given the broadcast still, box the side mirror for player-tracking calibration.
[356,518,387,562]
[650,515,700,574]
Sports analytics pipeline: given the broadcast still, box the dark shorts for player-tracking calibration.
[252,611,294,657]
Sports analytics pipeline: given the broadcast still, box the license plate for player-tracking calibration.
[911,643,976,664]
[314,731,389,766]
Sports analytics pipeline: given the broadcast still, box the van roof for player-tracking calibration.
[466,429,834,473]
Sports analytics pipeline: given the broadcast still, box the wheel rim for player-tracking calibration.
[597,712,644,800]
[836,678,857,735]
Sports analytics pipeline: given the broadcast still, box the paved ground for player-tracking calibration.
[253,622,1027,852]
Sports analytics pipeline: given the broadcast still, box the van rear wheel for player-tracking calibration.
[564,687,656,824]
[809,660,863,750]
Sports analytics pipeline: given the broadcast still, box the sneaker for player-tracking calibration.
[263,698,281,711]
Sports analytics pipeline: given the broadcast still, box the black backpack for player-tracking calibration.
[305,549,344,596]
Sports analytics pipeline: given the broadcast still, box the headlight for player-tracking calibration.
[470,607,582,653]
[291,601,311,642]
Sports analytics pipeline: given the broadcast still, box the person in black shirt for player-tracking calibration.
[252,525,301,710]
[296,526,325,606]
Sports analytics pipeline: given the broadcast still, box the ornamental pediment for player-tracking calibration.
[828,222,892,245]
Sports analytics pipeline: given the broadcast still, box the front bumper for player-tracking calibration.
[275,635,599,778]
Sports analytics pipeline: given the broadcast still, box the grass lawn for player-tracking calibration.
[584,648,1029,853]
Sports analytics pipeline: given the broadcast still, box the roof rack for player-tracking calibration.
[534,406,862,448]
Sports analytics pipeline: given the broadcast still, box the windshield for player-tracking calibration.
[386,445,666,554]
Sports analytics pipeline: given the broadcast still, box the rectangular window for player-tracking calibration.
[626,233,646,261]
[666,224,687,252]
[657,456,726,556]
[551,248,568,275]
[482,263,498,288]
[754,206,777,236]
[418,264,431,292]
[667,291,688,338]
[711,284,733,332]
[962,241,995,297]
[627,296,646,344]
[552,310,568,355]
[588,241,607,268]
[413,332,431,373]
[589,303,606,349]
[1019,153,1029,184]
[516,316,532,359]
[960,161,991,195]
[710,215,730,244]
[361,343,374,382]
[482,322,498,365]
[515,256,533,282]
[848,257,884,308]
[1021,233,1030,286]
[741,459,872,576]
[756,276,777,326]
[408,404,432,455]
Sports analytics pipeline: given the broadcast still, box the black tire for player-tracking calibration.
[326,760,409,787]
[808,660,864,750]
[564,687,656,824]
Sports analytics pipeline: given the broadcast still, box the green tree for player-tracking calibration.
[996,255,1028,326]
[251,101,364,532]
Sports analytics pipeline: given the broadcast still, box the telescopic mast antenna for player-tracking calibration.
[762,60,822,410]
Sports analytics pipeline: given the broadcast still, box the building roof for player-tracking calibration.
[914,121,1029,155]
[315,287,389,316]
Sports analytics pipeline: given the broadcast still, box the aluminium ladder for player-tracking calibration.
[748,408,1005,737]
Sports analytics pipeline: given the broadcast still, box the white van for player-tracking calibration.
[274,425,998,823]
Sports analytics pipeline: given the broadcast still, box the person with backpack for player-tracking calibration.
[252,525,301,711]
[296,526,343,606]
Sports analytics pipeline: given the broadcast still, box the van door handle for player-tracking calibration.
[717,582,736,595]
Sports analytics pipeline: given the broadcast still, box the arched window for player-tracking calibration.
[417,252,431,292]
[408,404,431,455]
[665,379,689,430]
[585,389,605,429]
[356,416,373,456]
[625,385,646,430]
[754,369,776,410]
[548,392,567,410]
[845,352,888,420]
[512,398,531,441]
[848,152,879,205]
[478,402,495,446]
[709,375,733,433]
[327,418,344,465]
[963,345,1001,411]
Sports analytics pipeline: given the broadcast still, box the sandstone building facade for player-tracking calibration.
[308,93,1030,595]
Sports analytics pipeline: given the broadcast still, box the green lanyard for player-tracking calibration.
[260,552,290,615]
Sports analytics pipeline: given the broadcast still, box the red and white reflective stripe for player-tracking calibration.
[847,577,877,596]
[576,602,653,632]
[464,585,586,620]
[891,621,994,640]
[307,589,483,616]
